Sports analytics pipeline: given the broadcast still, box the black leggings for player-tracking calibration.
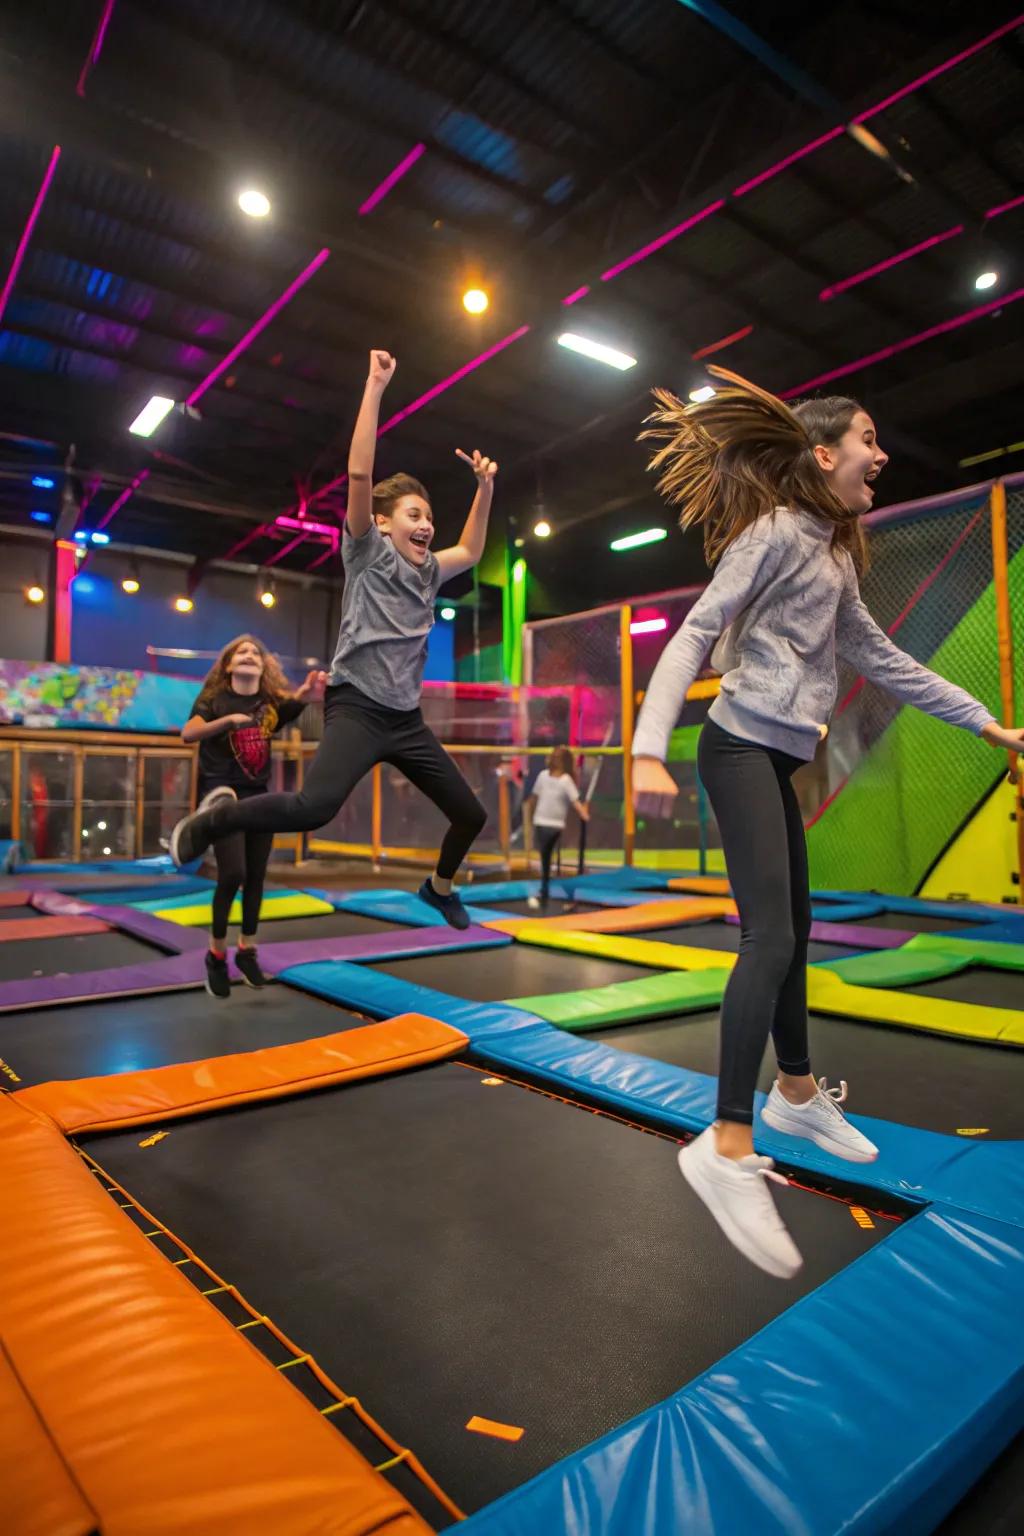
[697,718,813,1125]
[206,790,274,942]
[206,683,486,881]
[535,825,562,896]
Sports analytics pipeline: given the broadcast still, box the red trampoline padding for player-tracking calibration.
[0,1095,433,1536]
[0,915,110,942]
[18,1013,468,1134]
[0,890,29,909]
[0,1341,96,1536]
[485,896,737,935]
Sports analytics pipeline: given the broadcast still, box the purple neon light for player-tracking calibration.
[733,126,844,199]
[819,224,964,302]
[185,248,330,407]
[782,288,1024,397]
[378,326,531,435]
[359,144,426,216]
[95,467,150,532]
[0,145,62,329]
[275,514,338,536]
[562,286,590,306]
[600,200,725,282]
[853,15,1024,124]
[988,192,1024,220]
[77,0,118,97]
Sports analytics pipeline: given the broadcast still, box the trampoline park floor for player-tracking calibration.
[83,1055,895,1521]
[0,927,172,983]
[626,918,864,965]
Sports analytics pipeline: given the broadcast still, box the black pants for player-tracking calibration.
[697,719,813,1125]
[206,683,487,881]
[535,825,562,897]
[203,786,274,942]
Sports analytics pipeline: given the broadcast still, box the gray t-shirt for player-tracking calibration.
[329,521,443,710]
[633,507,994,763]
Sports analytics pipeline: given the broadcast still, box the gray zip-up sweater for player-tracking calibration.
[632,508,995,763]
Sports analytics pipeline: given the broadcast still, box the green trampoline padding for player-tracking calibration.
[505,968,728,1030]
[821,933,1024,987]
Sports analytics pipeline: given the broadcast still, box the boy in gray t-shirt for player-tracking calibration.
[170,350,497,930]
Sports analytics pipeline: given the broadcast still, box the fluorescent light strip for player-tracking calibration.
[378,326,531,435]
[692,324,753,360]
[76,0,118,97]
[959,440,1024,469]
[630,617,668,635]
[600,199,725,281]
[853,15,1024,124]
[359,144,426,216]
[0,145,61,329]
[95,467,150,532]
[129,395,175,437]
[557,333,637,370]
[733,126,844,198]
[781,288,1024,397]
[820,225,964,301]
[185,248,330,407]
[611,528,668,552]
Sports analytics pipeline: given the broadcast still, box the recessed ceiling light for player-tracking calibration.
[238,189,271,218]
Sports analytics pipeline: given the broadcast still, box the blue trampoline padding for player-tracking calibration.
[566,889,684,909]
[18,855,204,876]
[817,890,1024,927]
[457,1204,1024,1536]
[567,868,690,893]
[335,889,513,926]
[82,877,215,906]
[0,840,22,872]
[810,899,886,922]
[279,960,1024,1228]
[462,879,571,904]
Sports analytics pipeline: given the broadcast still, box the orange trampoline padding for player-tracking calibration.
[667,877,732,896]
[17,1013,468,1135]
[485,896,737,935]
[0,1095,433,1536]
[0,1341,96,1536]
[0,914,110,942]
[0,890,31,909]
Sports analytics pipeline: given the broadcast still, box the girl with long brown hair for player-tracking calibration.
[181,635,324,997]
[632,365,1021,1278]
[524,745,590,907]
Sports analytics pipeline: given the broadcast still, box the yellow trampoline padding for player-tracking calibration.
[806,967,1024,1045]
[150,892,335,927]
[510,924,736,972]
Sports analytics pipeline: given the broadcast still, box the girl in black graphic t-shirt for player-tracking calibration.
[182,635,324,997]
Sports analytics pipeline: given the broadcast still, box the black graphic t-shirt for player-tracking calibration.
[191,687,305,794]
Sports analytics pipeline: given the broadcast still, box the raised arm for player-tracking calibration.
[435,450,499,582]
[346,351,396,539]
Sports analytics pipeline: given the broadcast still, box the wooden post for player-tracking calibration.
[498,770,511,873]
[620,605,635,866]
[371,763,382,870]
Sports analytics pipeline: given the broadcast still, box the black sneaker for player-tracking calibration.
[205,950,231,999]
[235,947,268,989]
[170,786,236,868]
[417,878,471,931]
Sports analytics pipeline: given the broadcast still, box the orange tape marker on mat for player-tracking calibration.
[139,1130,170,1147]
[0,1056,21,1083]
[956,1127,990,1136]
[850,1207,876,1229]
[466,1416,524,1442]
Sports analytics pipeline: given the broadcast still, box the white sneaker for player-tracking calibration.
[677,1127,803,1280]
[527,895,541,909]
[761,1078,879,1163]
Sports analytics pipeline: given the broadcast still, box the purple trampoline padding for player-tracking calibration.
[0,949,207,1012]
[27,889,207,953]
[724,911,916,950]
[259,922,511,976]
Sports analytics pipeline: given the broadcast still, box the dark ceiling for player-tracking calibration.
[0,1,1021,614]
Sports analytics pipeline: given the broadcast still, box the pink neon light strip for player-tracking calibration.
[562,286,590,306]
[307,472,347,507]
[600,200,725,282]
[988,191,1024,219]
[853,15,1024,124]
[222,524,271,563]
[0,145,62,329]
[275,514,338,536]
[185,248,330,407]
[359,144,426,216]
[820,225,964,302]
[733,126,844,199]
[264,530,310,567]
[782,288,1024,397]
[306,543,338,571]
[378,326,531,435]
[76,0,118,97]
[95,467,150,532]
[692,324,754,360]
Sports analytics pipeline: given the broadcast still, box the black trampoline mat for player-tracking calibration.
[591,1009,1024,1139]
[480,898,600,917]
[896,967,1024,1011]
[85,1062,887,1515]
[250,910,400,943]
[0,930,164,984]
[631,921,860,966]
[0,906,35,921]
[0,983,362,1086]
[936,1429,1024,1535]
[856,911,984,934]
[371,944,657,1001]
